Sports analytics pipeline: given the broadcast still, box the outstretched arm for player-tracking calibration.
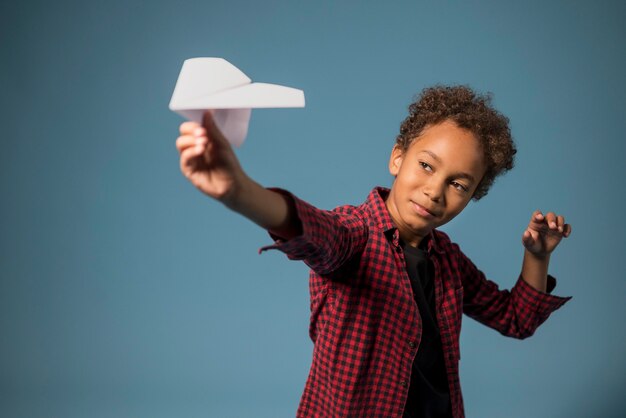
[176,112,302,240]
[520,210,572,292]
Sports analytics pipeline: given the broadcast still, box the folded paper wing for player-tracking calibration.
[169,58,305,147]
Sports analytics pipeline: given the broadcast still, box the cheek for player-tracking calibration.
[398,167,423,185]
[393,172,411,191]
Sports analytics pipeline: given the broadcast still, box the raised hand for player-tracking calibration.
[522,210,572,258]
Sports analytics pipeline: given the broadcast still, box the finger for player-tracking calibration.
[563,223,572,237]
[179,121,201,135]
[544,212,558,230]
[179,144,207,176]
[527,210,547,233]
[176,134,207,152]
[556,215,565,233]
[530,210,545,225]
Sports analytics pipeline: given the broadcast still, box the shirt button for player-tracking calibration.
[400,380,407,387]
[408,341,416,349]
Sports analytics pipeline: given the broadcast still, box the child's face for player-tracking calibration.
[386,119,486,246]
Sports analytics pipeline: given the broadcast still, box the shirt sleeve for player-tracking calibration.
[456,244,572,339]
[259,188,369,275]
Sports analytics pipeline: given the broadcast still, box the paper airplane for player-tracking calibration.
[169,57,305,147]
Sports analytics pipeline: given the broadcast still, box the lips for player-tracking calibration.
[411,201,438,218]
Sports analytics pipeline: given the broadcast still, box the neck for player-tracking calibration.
[399,230,427,248]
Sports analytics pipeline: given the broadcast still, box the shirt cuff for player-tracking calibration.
[258,188,323,260]
[514,275,572,315]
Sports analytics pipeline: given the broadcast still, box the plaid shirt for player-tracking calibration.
[261,187,571,418]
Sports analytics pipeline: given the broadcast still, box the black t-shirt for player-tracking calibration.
[401,240,453,418]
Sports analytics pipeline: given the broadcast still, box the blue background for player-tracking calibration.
[2,1,625,417]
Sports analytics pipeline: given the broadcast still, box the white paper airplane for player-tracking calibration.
[169,57,305,147]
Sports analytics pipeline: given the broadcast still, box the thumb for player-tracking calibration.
[522,229,535,247]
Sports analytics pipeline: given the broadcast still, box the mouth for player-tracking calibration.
[411,201,438,218]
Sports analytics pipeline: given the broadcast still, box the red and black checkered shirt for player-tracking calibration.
[261,187,571,418]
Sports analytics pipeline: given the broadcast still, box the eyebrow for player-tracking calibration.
[418,150,477,183]
[420,150,441,162]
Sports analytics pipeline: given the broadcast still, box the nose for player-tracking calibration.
[423,177,445,203]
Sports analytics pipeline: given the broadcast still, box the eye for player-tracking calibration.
[451,181,469,192]
[419,161,433,172]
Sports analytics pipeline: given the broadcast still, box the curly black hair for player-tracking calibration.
[396,85,516,200]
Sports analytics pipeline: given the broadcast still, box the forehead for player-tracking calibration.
[408,120,485,174]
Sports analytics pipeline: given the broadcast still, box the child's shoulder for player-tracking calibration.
[433,229,453,245]
[431,229,464,257]
[331,187,385,218]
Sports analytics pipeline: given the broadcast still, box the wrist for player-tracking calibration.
[221,171,252,211]
[521,250,551,293]
[524,248,551,262]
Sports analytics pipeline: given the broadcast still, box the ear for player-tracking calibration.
[389,145,405,177]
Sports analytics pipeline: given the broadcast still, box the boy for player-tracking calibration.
[175,86,572,418]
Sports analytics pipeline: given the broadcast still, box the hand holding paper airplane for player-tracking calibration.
[176,112,245,203]
[169,58,305,146]
[176,112,303,238]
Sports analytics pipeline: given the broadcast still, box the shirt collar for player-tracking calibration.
[366,187,444,255]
